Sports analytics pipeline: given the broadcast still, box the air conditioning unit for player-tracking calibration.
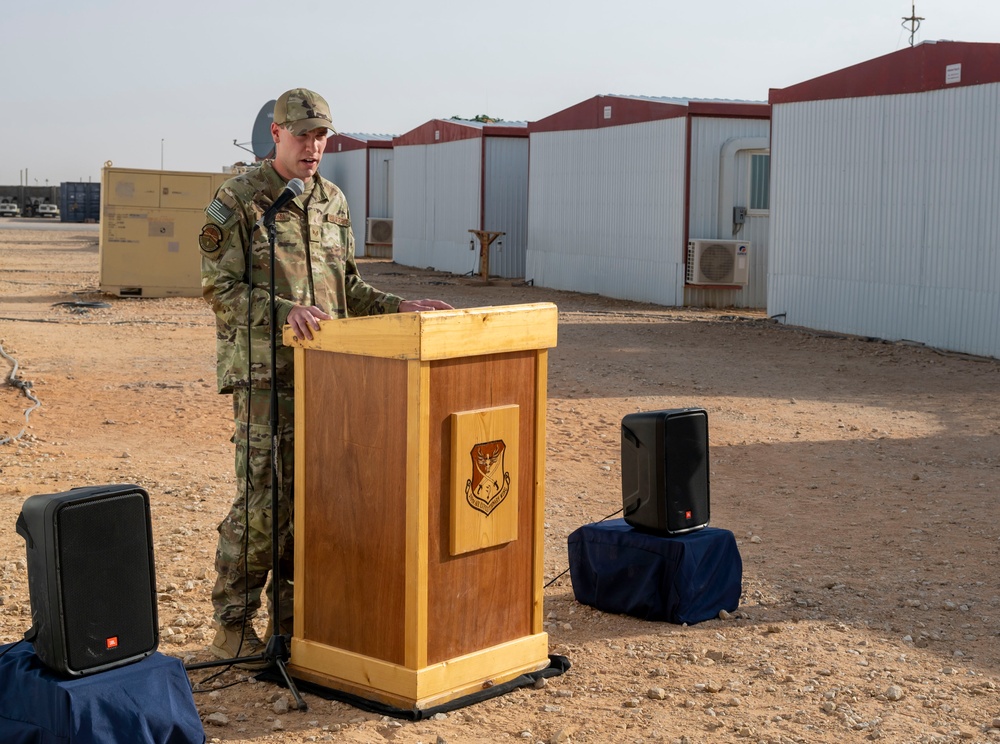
[366,217,393,245]
[686,240,750,286]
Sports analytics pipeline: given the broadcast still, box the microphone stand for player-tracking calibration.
[186,208,307,712]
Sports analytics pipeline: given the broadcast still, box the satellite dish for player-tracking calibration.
[251,100,276,159]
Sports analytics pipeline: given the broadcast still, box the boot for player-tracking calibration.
[209,622,269,670]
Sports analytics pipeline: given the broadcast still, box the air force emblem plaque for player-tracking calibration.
[466,440,510,516]
[449,404,519,556]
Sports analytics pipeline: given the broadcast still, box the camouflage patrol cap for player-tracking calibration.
[273,88,337,136]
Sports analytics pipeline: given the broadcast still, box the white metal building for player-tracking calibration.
[320,133,394,257]
[768,41,1000,359]
[392,119,529,278]
[525,95,771,308]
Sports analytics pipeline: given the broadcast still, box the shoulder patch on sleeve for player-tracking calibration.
[206,198,233,225]
[199,223,225,254]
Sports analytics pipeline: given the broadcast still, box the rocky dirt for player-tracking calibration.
[1,224,999,744]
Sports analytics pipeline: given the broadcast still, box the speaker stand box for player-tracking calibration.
[567,519,742,624]
[0,641,204,744]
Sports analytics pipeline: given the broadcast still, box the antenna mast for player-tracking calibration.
[902,2,924,47]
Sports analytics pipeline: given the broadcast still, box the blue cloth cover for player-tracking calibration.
[567,520,742,624]
[0,641,204,744]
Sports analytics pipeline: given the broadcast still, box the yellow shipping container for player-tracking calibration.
[99,165,233,297]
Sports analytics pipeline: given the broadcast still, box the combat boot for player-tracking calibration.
[209,622,269,670]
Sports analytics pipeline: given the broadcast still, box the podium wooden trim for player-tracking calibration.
[287,302,557,360]
[283,303,557,709]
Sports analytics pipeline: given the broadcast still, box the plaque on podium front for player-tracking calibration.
[282,303,557,709]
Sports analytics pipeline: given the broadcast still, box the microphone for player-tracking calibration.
[256,178,305,227]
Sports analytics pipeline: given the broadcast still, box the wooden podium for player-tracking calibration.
[282,302,557,709]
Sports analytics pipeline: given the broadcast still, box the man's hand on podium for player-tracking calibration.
[287,305,332,341]
[399,299,454,312]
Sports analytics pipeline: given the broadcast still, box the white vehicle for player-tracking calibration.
[0,203,20,217]
[36,203,59,219]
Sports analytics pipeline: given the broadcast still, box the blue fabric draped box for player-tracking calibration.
[567,519,742,624]
[0,641,204,744]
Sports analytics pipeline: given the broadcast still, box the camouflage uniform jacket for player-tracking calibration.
[199,160,402,393]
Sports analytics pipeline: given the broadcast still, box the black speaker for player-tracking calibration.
[15,484,159,676]
[621,408,710,535]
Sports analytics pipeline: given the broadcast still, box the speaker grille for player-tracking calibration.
[57,491,158,672]
[663,411,710,533]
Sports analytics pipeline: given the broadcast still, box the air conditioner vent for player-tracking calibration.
[366,218,393,245]
[686,240,750,286]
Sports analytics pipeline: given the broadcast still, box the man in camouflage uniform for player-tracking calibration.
[200,88,450,668]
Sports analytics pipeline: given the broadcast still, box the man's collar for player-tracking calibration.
[261,160,327,203]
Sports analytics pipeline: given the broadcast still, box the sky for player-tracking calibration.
[3,0,999,186]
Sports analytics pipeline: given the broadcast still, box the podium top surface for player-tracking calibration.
[283,302,558,361]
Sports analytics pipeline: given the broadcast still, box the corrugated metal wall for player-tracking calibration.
[769,83,1000,359]
[685,116,771,309]
[393,138,481,276]
[526,118,688,305]
[483,136,529,278]
[319,150,368,253]
[367,149,394,219]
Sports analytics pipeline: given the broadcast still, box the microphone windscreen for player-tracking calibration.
[287,178,305,196]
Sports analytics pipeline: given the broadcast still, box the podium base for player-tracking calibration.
[259,654,570,720]
[286,632,552,710]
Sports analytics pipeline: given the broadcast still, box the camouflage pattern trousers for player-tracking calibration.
[212,387,295,628]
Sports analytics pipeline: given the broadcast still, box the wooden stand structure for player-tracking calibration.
[282,303,557,709]
[468,230,504,283]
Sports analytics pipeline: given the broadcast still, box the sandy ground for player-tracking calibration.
[1,225,999,744]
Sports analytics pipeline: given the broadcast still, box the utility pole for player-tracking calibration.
[902,2,924,47]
